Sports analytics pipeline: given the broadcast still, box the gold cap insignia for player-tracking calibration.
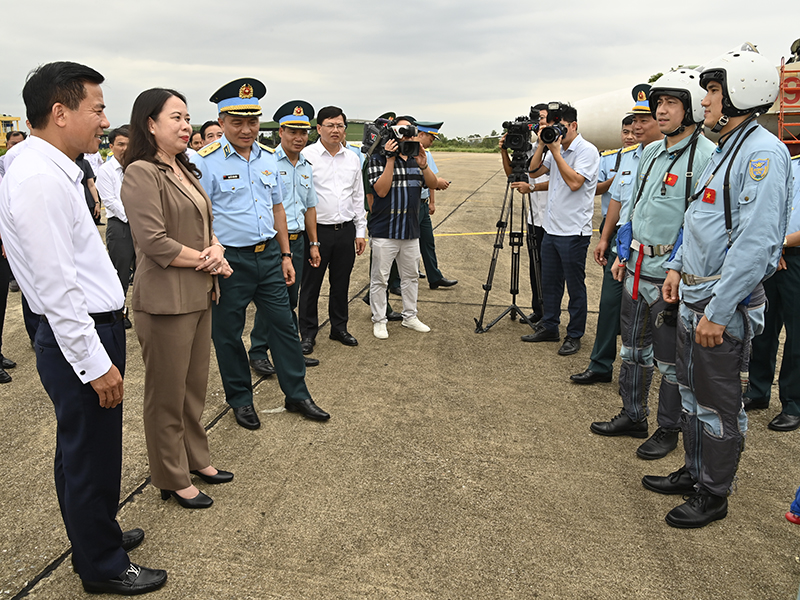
[637,91,646,101]
[293,106,304,116]
[239,84,254,99]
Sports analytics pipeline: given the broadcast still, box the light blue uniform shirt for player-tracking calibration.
[664,124,792,326]
[421,150,438,201]
[626,133,715,279]
[275,145,318,233]
[345,141,366,168]
[193,136,284,247]
[788,156,800,235]
[542,133,599,236]
[610,144,643,225]
[598,149,620,218]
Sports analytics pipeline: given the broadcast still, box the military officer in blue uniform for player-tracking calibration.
[591,71,716,463]
[643,49,792,528]
[571,89,661,384]
[248,101,321,376]
[743,153,800,430]
[193,79,329,428]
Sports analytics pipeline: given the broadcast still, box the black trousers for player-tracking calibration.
[298,221,356,338]
[36,317,129,582]
[0,256,9,357]
[526,223,545,317]
[106,217,136,298]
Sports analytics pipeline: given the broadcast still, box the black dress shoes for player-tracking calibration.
[389,285,402,296]
[768,412,800,432]
[1,356,16,369]
[665,489,728,529]
[0,367,10,384]
[121,528,145,552]
[557,336,581,356]
[743,396,770,411]
[82,563,167,595]
[301,337,315,355]
[521,312,543,324]
[570,369,612,385]
[429,278,458,289]
[419,271,426,279]
[521,326,559,343]
[636,426,680,460]
[160,489,213,509]
[590,410,648,438]
[285,398,330,421]
[190,469,234,484]
[233,405,261,430]
[250,357,276,377]
[330,330,358,346]
[642,465,697,495]
[304,356,320,367]
[387,311,403,322]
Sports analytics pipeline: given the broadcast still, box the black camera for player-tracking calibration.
[501,116,534,153]
[361,119,420,158]
[535,102,568,145]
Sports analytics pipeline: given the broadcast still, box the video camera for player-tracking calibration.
[362,118,420,159]
[535,102,568,145]
[501,112,535,182]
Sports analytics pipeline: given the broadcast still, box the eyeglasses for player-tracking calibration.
[320,123,346,130]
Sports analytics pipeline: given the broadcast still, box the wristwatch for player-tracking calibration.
[309,241,321,247]
[281,252,293,259]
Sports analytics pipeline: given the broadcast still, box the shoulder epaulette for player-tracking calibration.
[197,141,220,157]
[601,147,621,157]
[258,142,275,153]
[621,143,640,153]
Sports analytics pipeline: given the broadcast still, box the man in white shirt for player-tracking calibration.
[520,103,600,356]
[96,125,133,328]
[298,106,367,351]
[0,61,166,595]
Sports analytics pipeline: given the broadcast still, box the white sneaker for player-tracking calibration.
[373,322,389,339]
[402,317,430,333]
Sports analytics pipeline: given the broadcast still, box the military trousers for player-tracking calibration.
[587,235,622,376]
[212,239,309,409]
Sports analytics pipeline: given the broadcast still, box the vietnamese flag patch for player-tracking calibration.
[702,188,716,204]
[664,173,678,187]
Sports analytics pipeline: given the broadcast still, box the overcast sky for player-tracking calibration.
[1,1,797,138]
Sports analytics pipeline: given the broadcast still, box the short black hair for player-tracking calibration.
[560,104,577,123]
[199,120,221,139]
[317,106,347,127]
[108,125,129,145]
[621,115,634,126]
[190,130,202,143]
[532,103,548,112]
[23,61,105,130]
[395,115,416,124]
[6,131,26,141]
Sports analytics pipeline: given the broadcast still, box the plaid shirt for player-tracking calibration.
[367,154,424,239]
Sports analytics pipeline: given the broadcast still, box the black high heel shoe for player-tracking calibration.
[160,489,213,509]
[190,469,234,484]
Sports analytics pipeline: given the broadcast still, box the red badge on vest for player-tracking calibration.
[702,188,716,204]
[664,173,678,187]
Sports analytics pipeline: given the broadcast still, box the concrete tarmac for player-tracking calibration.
[1,152,798,599]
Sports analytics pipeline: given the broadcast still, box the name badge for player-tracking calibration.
[223,174,240,180]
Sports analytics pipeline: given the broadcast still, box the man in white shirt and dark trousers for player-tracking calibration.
[521,103,599,355]
[299,106,367,352]
[96,125,134,329]
[0,61,166,595]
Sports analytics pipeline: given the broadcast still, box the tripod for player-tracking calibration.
[474,172,542,334]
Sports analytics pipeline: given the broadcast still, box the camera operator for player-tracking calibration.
[367,116,439,339]
[500,103,550,323]
[520,103,599,356]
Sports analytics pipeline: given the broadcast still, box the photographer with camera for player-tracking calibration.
[520,103,599,356]
[500,103,550,323]
[367,116,439,339]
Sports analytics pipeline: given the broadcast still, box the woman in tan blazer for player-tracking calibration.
[121,88,233,509]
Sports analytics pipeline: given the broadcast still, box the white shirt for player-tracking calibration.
[0,136,124,383]
[96,155,126,221]
[84,151,104,174]
[542,133,599,236]
[302,140,367,238]
[0,138,29,183]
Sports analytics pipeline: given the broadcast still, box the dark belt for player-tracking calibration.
[318,220,353,231]
[288,232,302,241]
[40,311,124,325]
[785,247,800,256]
[228,238,273,253]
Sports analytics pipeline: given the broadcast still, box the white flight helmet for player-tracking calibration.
[648,68,706,135]
[699,46,779,118]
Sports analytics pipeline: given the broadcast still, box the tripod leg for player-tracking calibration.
[475,182,513,332]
